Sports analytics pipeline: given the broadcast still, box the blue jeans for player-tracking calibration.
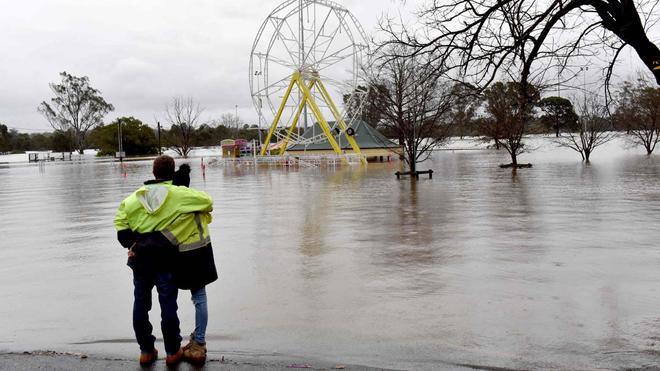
[132,271,182,355]
[190,286,207,344]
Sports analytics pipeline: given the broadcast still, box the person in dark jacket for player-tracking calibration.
[171,163,218,364]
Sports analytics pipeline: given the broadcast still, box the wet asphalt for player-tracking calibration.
[0,352,400,371]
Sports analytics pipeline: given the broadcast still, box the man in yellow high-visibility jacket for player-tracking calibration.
[114,155,213,366]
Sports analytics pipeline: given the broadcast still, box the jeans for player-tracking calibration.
[132,270,182,355]
[190,286,208,344]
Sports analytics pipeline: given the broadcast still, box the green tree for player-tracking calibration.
[0,124,10,153]
[29,133,53,151]
[236,127,261,142]
[194,124,219,147]
[214,124,233,141]
[8,130,31,152]
[482,82,540,166]
[448,83,481,138]
[89,117,158,156]
[539,97,579,137]
[38,71,114,154]
[614,80,660,154]
[51,130,74,152]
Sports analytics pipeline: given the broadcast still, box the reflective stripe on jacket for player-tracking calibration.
[161,212,212,252]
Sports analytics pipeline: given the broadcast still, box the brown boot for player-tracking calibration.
[139,349,158,365]
[182,337,207,364]
[165,348,183,366]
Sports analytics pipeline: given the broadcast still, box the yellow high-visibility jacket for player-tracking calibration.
[114,180,213,251]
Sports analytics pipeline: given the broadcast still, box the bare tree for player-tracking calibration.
[481,81,540,167]
[219,113,244,138]
[164,97,205,158]
[38,72,114,154]
[381,0,660,92]
[613,79,660,154]
[370,48,453,174]
[557,96,617,161]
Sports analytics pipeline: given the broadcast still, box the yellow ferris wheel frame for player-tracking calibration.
[260,70,367,165]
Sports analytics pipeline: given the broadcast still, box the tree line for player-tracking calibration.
[348,50,659,171]
[3,70,657,170]
[0,118,262,156]
[1,72,260,157]
[0,124,73,153]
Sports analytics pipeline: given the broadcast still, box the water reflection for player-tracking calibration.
[1,144,660,369]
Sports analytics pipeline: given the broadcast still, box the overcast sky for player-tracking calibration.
[0,0,652,132]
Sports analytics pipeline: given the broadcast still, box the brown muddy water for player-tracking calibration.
[0,139,659,370]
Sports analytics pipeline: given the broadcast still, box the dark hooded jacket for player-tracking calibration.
[170,164,218,289]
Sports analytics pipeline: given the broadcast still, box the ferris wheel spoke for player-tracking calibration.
[315,44,355,71]
[270,19,301,66]
[316,9,349,63]
[281,18,303,62]
[303,7,334,65]
[254,51,298,70]
[253,75,291,96]
[322,76,354,91]
[268,54,299,70]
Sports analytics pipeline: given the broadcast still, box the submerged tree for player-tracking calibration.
[481,81,540,166]
[557,96,616,161]
[614,79,660,154]
[369,49,453,174]
[164,97,205,158]
[539,97,579,137]
[37,72,114,154]
[381,0,660,91]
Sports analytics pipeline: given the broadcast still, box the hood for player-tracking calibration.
[136,184,169,214]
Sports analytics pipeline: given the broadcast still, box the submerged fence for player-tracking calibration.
[219,154,364,168]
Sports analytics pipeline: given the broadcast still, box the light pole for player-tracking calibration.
[581,66,589,133]
[255,70,263,152]
[235,104,239,137]
[257,97,263,152]
[117,118,124,162]
[157,121,162,155]
[581,66,589,97]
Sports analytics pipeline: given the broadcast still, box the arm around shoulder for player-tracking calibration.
[180,187,214,213]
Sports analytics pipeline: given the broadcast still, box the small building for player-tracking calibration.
[221,138,253,158]
[221,139,238,158]
[286,120,402,161]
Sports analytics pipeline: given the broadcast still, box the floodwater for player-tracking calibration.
[1,138,660,370]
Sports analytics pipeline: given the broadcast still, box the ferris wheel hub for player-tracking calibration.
[300,68,319,80]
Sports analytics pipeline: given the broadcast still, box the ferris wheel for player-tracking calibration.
[249,0,370,155]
